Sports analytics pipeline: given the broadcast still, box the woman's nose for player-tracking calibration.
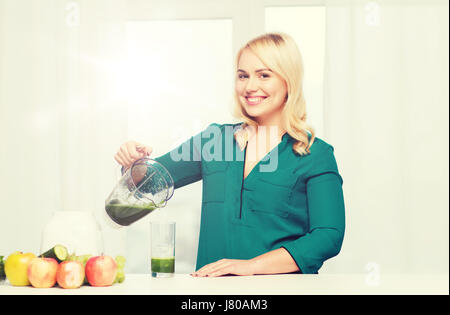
[245,77,258,93]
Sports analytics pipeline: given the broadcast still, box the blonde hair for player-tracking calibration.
[233,32,315,155]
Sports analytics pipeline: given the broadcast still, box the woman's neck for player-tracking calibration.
[254,115,286,142]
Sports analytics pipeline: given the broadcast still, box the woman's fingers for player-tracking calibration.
[192,259,229,277]
[194,262,220,276]
[127,141,143,160]
[114,141,152,168]
[201,263,231,277]
[208,268,231,277]
[137,145,152,156]
[116,150,132,168]
[191,259,254,277]
[119,144,133,165]
[118,147,134,167]
[114,152,125,166]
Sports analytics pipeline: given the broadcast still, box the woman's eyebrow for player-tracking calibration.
[237,68,272,73]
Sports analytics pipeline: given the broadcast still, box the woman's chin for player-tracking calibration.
[245,105,274,119]
[242,105,265,118]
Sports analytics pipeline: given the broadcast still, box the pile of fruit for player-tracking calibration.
[0,245,126,289]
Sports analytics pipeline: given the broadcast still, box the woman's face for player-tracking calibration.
[235,48,288,125]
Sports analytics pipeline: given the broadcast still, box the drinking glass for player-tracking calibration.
[150,221,175,278]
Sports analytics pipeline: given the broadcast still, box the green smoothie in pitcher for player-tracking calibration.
[105,199,158,226]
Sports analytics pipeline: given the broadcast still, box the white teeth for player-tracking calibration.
[247,97,265,102]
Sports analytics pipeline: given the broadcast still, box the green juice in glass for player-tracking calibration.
[151,257,175,275]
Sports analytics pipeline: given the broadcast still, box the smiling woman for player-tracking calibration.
[116,32,346,276]
[236,58,287,123]
[233,33,315,156]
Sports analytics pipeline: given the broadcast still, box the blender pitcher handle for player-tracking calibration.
[159,200,168,208]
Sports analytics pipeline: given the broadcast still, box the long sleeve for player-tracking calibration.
[282,145,345,274]
[154,131,203,189]
[154,123,226,189]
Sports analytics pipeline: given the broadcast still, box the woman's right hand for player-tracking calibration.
[114,141,153,169]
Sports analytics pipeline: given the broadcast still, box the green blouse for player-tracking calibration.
[155,123,345,274]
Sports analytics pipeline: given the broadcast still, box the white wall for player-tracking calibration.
[266,6,326,138]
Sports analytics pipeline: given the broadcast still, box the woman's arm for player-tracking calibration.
[251,248,299,274]
[192,248,299,277]
[281,171,345,274]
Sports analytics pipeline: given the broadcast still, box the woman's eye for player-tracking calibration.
[260,73,270,79]
[238,74,248,79]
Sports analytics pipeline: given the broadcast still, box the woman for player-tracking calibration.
[114,33,345,276]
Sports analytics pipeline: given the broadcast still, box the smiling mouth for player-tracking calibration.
[245,96,267,105]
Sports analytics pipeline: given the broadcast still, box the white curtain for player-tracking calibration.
[322,0,449,274]
[0,0,128,258]
[57,0,129,257]
[0,0,225,274]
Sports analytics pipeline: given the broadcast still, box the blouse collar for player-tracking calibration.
[234,124,290,152]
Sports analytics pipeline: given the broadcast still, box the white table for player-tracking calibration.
[0,273,448,295]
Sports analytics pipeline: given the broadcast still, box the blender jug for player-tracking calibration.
[105,158,174,227]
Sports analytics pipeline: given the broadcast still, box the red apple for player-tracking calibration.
[27,257,58,288]
[85,255,117,287]
[56,261,85,289]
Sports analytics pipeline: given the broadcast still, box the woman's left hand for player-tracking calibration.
[191,259,256,277]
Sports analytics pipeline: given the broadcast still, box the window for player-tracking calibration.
[266,6,326,137]
[125,19,233,151]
